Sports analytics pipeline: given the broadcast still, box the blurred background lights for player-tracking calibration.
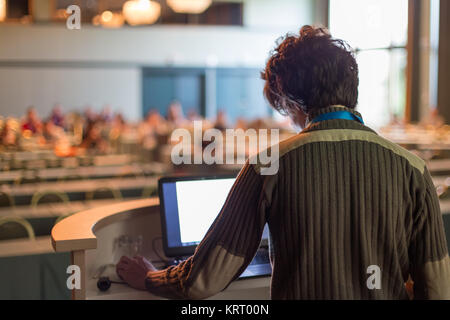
[167,0,212,14]
[0,0,6,22]
[122,0,161,26]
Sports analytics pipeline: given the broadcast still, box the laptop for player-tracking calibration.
[158,174,272,279]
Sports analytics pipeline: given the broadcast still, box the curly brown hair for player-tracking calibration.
[261,25,359,116]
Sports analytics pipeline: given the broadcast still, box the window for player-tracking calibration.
[142,67,270,123]
[216,69,270,123]
[429,0,440,109]
[142,68,205,118]
[329,0,409,128]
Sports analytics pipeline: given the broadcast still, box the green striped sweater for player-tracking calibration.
[146,106,450,299]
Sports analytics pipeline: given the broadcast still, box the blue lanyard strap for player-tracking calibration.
[310,110,364,125]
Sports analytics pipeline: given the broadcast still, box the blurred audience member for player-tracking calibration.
[0,119,18,147]
[84,106,98,124]
[139,110,170,149]
[235,117,248,131]
[43,119,65,143]
[101,105,113,123]
[109,113,127,141]
[187,109,203,122]
[50,104,65,128]
[80,120,108,153]
[142,110,168,132]
[166,101,186,127]
[214,110,229,131]
[21,107,43,135]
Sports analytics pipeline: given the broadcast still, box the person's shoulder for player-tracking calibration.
[249,131,305,176]
[250,128,427,175]
[369,133,426,174]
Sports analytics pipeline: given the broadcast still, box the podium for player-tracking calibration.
[51,198,270,300]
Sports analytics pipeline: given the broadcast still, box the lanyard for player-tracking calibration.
[310,110,364,125]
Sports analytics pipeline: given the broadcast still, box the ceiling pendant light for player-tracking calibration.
[167,0,212,14]
[123,0,161,26]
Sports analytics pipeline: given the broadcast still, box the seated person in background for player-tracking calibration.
[117,25,450,300]
[186,109,203,122]
[43,119,65,144]
[234,117,248,131]
[43,119,74,156]
[213,110,229,131]
[109,113,127,140]
[83,106,98,124]
[166,101,187,128]
[21,107,43,135]
[79,120,108,153]
[139,110,166,149]
[100,105,114,123]
[0,119,18,147]
[49,104,65,128]
[144,109,167,130]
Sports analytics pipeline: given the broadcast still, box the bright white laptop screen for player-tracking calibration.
[159,175,269,257]
[159,176,236,256]
[175,178,235,245]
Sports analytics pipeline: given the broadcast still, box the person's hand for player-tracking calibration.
[116,255,156,290]
[135,255,157,272]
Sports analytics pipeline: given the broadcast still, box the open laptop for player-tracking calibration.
[158,175,272,279]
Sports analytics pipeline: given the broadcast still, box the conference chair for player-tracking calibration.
[0,191,14,207]
[86,187,122,201]
[0,216,35,241]
[31,190,70,207]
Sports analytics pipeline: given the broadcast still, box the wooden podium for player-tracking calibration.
[51,198,270,300]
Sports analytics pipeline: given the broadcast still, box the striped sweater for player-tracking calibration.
[146,105,450,299]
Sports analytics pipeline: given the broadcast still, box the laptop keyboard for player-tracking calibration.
[167,248,271,278]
